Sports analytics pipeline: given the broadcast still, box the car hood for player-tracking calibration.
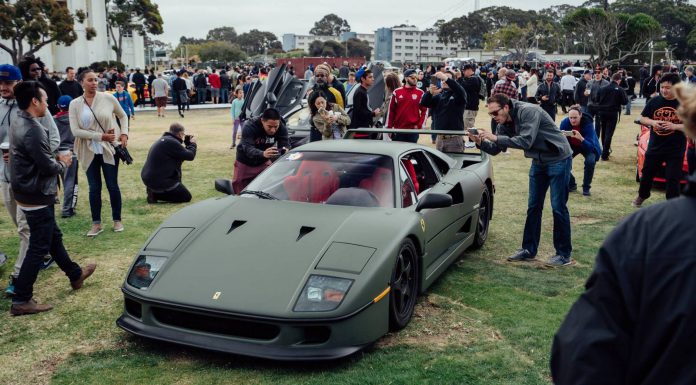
[143,198,404,317]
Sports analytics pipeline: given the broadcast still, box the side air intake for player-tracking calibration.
[227,220,247,234]
[296,226,316,241]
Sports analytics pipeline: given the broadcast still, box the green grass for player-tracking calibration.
[0,106,665,385]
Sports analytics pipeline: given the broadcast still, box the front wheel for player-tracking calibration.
[470,187,490,250]
[388,239,419,331]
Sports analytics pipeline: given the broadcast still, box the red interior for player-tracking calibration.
[401,159,419,194]
[359,167,394,207]
[284,161,340,203]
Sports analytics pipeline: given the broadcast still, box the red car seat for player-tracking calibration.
[359,167,394,207]
[284,161,339,203]
[401,159,419,194]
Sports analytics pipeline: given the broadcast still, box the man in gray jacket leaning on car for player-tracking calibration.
[469,93,574,267]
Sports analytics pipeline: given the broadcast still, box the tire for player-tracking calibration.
[388,239,419,331]
[470,187,490,250]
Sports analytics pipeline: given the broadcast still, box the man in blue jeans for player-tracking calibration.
[9,81,96,315]
[471,93,574,267]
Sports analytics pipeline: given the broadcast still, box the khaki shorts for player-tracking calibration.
[464,110,478,129]
[436,135,465,153]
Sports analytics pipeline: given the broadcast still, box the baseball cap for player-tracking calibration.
[403,69,416,78]
[583,70,592,75]
[0,64,22,81]
[57,95,73,109]
[506,71,517,80]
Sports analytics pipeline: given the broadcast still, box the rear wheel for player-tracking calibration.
[388,239,419,331]
[470,188,490,250]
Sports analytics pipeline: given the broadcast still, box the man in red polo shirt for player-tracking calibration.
[208,69,221,104]
[386,69,427,143]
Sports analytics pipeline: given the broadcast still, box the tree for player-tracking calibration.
[206,26,237,43]
[308,40,324,56]
[347,38,372,60]
[105,0,164,63]
[563,8,662,65]
[237,29,280,55]
[484,23,542,62]
[198,41,246,63]
[321,40,345,57]
[309,14,350,37]
[437,6,539,49]
[611,0,696,59]
[0,0,96,65]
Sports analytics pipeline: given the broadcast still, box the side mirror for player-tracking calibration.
[415,193,453,212]
[214,179,234,195]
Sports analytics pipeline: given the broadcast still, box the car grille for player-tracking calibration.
[151,306,280,340]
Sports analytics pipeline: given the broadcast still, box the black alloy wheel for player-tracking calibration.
[470,187,490,250]
[389,239,419,331]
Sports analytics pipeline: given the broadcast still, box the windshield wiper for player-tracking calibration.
[239,190,279,200]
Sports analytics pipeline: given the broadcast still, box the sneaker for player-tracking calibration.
[61,209,75,218]
[39,255,54,270]
[545,255,572,267]
[86,225,103,237]
[71,263,97,290]
[507,249,534,262]
[632,196,645,208]
[10,298,53,316]
[582,188,591,196]
[5,276,16,297]
[464,141,476,149]
[568,185,578,192]
[113,221,124,232]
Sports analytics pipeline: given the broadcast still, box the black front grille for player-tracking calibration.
[151,307,280,340]
[125,298,142,319]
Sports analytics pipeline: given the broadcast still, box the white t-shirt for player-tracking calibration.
[81,107,103,155]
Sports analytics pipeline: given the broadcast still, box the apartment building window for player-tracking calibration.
[405,46,413,49]
[395,45,402,49]
[405,39,413,42]
[395,39,401,42]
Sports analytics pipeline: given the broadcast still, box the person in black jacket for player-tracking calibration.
[421,71,467,152]
[18,57,62,115]
[643,65,662,102]
[551,82,696,381]
[595,73,628,160]
[58,67,83,99]
[574,70,592,113]
[131,67,146,107]
[535,70,561,121]
[9,81,96,316]
[141,123,197,203]
[349,69,381,138]
[171,71,188,118]
[233,108,288,193]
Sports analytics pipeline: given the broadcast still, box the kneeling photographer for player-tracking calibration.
[141,123,197,203]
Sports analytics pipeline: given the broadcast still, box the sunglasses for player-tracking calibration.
[488,108,503,117]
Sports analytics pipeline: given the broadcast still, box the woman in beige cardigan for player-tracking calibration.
[69,70,129,236]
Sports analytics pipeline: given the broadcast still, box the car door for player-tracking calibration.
[400,151,455,272]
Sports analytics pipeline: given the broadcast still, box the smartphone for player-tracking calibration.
[468,128,479,136]
[437,79,442,88]
[561,130,574,137]
[277,144,287,156]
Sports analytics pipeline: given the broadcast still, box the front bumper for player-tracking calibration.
[116,290,388,361]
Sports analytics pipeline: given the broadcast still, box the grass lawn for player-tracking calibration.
[0,104,664,385]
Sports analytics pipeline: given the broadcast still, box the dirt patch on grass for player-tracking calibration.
[375,294,498,350]
[571,215,602,226]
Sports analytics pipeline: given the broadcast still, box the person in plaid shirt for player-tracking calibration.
[491,71,519,100]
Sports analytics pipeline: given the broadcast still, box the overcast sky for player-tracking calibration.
[154,0,588,45]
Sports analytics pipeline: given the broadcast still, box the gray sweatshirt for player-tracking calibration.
[0,98,59,183]
[480,100,572,164]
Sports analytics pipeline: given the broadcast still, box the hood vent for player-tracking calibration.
[296,226,316,241]
[227,220,247,234]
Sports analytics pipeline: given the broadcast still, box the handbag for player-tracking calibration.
[84,97,132,165]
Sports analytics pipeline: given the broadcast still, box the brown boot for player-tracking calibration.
[71,263,97,290]
[10,299,53,316]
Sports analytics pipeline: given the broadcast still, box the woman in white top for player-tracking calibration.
[526,68,539,104]
[69,70,129,236]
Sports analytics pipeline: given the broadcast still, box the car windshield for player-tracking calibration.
[244,152,395,208]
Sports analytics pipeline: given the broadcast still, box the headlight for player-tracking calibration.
[293,275,353,312]
[126,255,168,289]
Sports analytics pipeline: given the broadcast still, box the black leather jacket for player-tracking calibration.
[10,110,65,205]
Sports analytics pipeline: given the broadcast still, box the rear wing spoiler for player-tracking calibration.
[344,128,473,139]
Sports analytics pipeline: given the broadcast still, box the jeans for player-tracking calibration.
[568,150,597,191]
[85,154,121,224]
[196,87,207,104]
[523,157,572,258]
[13,205,82,303]
[639,151,685,200]
[220,88,229,104]
[135,85,145,107]
[597,112,618,159]
[625,98,632,115]
[60,155,78,216]
[541,104,556,122]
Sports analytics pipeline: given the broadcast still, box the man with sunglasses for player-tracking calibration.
[470,93,574,267]
[386,69,427,143]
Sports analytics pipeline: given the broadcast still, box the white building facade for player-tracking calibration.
[390,26,463,64]
[0,0,144,72]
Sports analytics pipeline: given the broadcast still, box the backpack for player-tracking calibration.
[478,76,487,100]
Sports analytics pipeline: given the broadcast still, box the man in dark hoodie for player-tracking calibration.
[141,123,197,203]
[9,81,95,315]
[54,95,78,217]
[595,73,628,160]
[233,108,288,193]
[421,70,467,152]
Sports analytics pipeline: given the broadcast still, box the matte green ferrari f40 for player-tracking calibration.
[117,129,494,360]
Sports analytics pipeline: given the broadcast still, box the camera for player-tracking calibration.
[184,134,192,145]
[277,145,287,156]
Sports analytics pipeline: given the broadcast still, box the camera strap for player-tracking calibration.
[83,97,107,134]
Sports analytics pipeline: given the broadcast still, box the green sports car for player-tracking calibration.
[117,131,495,360]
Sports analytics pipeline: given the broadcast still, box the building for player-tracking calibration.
[387,26,463,64]
[374,28,393,61]
[0,0,145,73]
[282,32,376,53]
